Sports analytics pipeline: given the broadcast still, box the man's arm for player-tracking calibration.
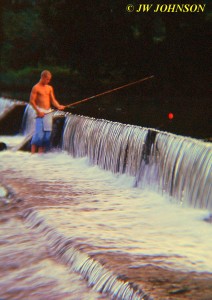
[30,86,45,117]
[50,86,65,110]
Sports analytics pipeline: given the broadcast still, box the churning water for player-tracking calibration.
[0,98,212,299]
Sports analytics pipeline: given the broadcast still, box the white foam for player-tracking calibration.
[1,147,211,273]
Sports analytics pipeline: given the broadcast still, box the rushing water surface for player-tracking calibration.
[0,98,212,299]
[0,137,211,273]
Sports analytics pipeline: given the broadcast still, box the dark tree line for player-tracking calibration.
[1,1,210,83]
[0,0,211,137]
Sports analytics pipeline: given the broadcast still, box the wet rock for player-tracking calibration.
[51,116,66,149]
[0,142,7,151]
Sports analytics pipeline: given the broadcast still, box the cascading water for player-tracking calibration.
[0,97,26,116]
[62,114,212,210]
[3,95,211,208]
[1,98,212,300]
[0,97,14,117]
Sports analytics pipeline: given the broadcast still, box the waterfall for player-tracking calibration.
[1,98,212,299]
[1,98,211,209]
[0,97,23,120]
[62,114,212,210]
[24,209,152,300]
[154,132,211,209]
[0,97,14,117]
[21,103,36,135]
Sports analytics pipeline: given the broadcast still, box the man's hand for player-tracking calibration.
[37,111,45,118]
[57,105,66,110]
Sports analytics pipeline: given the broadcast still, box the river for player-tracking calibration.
[0,98,212,299]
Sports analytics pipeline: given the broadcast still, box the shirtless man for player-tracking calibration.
[30,70,65,153]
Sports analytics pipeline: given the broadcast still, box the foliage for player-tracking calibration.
[1,7,46,70]
[0,0,211,137]
[0,0,211,97]
[0,66,70,92]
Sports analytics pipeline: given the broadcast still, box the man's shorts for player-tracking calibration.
[31,117,51,148]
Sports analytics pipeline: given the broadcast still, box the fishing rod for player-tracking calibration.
[65,75,154,108]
